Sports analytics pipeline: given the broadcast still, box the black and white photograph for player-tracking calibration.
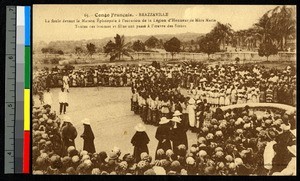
[32,5,296,175]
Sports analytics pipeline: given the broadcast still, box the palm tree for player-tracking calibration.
[266,5,296,50]
[233,30,245,49]
[211,22,234,50]
[233,5,295,52]
[244,28,259,51]
[104,34,133,61]
[253,13,274,45]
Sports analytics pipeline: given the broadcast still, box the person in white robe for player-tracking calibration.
[187,98,196,129]
[63,74,70,92]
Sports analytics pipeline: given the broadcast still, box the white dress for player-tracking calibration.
[187,104,196,127]
[58,91,68,103]
[247,91,253,103]
[231,89,237,103]
[225,89,231,106]
[63,75,70,90]
[219,92,225,106]
[207,91,212,104]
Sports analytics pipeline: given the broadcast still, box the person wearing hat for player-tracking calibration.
[231,85,237,105]
[281,84,292,105]
[62,72,70,92]
[61,116,77,155]
[155,117,172,159]
[131,123,150,162]
[250,86,259,103]
[131,89,139,114]
[240,86,247,104]
[148,94,157,125]
[187,98,196,130]
[205,86,212,105]
[80,118,96,154]
[47,155,62,174]
[219,88,226,106]
[160,97,171,118]
[58,87,68,115]
[225,86,232,106]
[179,97,188,128]
[170,116,188,155]
[265,85,273,103]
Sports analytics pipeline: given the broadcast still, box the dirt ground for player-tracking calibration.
[33,87,198,157]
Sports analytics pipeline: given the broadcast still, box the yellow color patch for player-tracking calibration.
[24,89,30,131]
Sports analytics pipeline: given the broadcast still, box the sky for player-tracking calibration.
[33,5,281,43]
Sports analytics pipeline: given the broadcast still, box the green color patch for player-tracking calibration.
[25,46,31,89]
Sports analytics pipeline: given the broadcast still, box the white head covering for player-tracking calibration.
[159,117,170,125]
[81,118,91,125]
[63,115,72,123]
[134,123,146,132]
[171,117,182,123]
[152,166,166,175]
[173,110,182,116]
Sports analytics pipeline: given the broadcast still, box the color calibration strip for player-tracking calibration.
[5,6,31,174]
[16,6,25,174]
[23,6,31,174]
[16,6,31,174]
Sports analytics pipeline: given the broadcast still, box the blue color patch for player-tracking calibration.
[25,6,30,46]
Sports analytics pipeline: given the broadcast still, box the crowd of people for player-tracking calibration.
[33,65,133,95]
[130,63,296,129]
[32,102,296,175]
[34,63,296,107]
[32,61,296,175]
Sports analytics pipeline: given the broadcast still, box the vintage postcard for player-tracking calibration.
[32,5,296,175]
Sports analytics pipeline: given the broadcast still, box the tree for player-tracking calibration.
[56,50,64,55]
[48,47,55,54]
[145,36,160,49]
[103,34,133,61]
[132,40,145,60]
[210,22,233,50]
[265,5,296,50]
[197,34,220,59]
[103,40,116,54]
[75,46,84,55]
[86,43,96,57]
[254,13,274,45]
[164,37,181,60]
[231,5,295,52]
[41,48,49,57]
[258,42,278,61]
[132,40,145,52]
